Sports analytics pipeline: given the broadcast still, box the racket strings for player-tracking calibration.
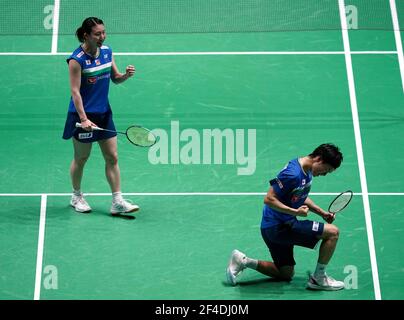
[126,126,156,147]
[329,191,352,213]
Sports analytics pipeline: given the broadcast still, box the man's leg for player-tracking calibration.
[307,223,344,290]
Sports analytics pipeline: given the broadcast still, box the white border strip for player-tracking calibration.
[0,192,403,197]
[34,194,47,300]
[112,51,397,56]
[390,0,404,93]
[339,0,381,301]
[0,51,398,56]
[50,0,60,54]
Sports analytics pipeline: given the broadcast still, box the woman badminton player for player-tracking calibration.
[62,17,139,215]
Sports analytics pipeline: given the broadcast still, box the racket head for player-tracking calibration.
[125,125,157,147]
[328,190,353,214]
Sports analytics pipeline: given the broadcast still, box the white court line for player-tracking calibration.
[0,192,404,197]
[1,189,398,300]
[0,51,398,56]
[390,0,404,93]
[50,0,60,54]
[34,194,47,300]
[339,0,381,301]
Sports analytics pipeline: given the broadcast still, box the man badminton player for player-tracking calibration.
[62,17,138,215]
[226,143,345,290]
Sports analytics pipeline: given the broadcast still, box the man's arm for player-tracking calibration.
[304,197,334,223]
[264,187,308,217]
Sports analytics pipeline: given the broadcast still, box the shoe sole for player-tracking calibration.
[225,249,247,286]
[306,282,344,291]
[71,204,91,213]
[226,267,237,286]
[111,207,140,215]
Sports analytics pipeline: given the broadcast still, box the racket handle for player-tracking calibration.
[75,122,102,131]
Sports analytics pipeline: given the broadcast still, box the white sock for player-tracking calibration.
[112,191,123,203]
[245,257,258,270]
[314,262,327,278]
[73,189,82,197]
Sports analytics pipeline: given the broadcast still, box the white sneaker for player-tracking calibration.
[70,193,92,213]
[226,249,247,286]
[307,273,345,291]
[110,198,140,215]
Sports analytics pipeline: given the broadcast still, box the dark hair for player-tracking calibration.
[309,143,343,169]
[75,17,104,43]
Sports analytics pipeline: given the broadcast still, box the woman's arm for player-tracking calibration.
[68,59,95,130]
[110,56,135,84]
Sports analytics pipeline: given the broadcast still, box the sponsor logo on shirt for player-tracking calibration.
[85,60,91,65]
[291,195,299,202]
[275,178,284,189]
[86,73,111,84]
[97,73,110,81]
[95,59,101,66]
[87,76,97,84]
[290,183,312,203]
[77,51,84,58]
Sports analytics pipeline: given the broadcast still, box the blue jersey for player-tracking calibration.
[261,158,312,228]
[67,45,113,113]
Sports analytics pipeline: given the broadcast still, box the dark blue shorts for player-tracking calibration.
[62,109,117,143]
[261,219,324,268]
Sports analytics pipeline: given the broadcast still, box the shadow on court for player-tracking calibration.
[110,213,136,220]
[66,205,137,220]
[221,275,316,298]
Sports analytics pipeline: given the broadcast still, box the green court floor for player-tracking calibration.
[0,0,403,300]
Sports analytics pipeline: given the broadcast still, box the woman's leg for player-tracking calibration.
[98,137,120,193]
[70,138,92,191]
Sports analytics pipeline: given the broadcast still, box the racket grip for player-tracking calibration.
[75,122,101,130]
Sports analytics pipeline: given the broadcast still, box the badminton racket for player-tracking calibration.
[75,122,157,147]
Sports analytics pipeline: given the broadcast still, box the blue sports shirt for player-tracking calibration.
[261,158,312,228]
[67,45,113,113]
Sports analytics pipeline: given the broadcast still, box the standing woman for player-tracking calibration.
[63,17,139,215]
